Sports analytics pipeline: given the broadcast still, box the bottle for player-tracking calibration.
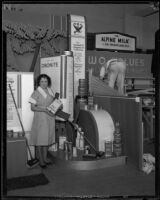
[76,132,80,149]
[115,122,120,134]
[113,122,122,157]
[79,133,84,150]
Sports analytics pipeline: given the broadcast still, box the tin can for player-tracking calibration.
[63,51,73,56]
[104,141,113,157]
[114,138,121,144]
[114,133,121,139]
[64,141,68,152]
[114,147,122,157]
[73,147,77,157]
[18,132,23,137]
[59,136,67,150]
[114,143,122,148]
[13,132,18,138]
[68,142,72,153]
[64,152,69,160]
[84,145,90,154]
[7,130,13,138]
[94,104,98,111]
[84,105,88,110]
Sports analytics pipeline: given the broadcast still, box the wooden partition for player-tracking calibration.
[94,95,143,170]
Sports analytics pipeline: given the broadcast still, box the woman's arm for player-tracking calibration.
[31,103,55,117]
[31,103,47,112]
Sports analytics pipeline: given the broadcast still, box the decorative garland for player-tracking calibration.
[2,20,67,56]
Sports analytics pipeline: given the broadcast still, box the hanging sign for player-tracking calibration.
[95,32,136,51]
[87,50,152,78]
[68,14,86,96]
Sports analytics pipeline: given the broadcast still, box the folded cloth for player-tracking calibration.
[143,153,155,164]
[56,110,70,120]
[142,153,155,174]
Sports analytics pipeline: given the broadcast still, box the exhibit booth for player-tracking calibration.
[4,11,155,179]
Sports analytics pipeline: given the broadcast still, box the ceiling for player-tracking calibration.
[124,3,159,17]
[2,3,159,18]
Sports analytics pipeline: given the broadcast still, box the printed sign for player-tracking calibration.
[87,51,153,78]
[69,14,86,96]
[95,33,136,51]
[7,74,20,130]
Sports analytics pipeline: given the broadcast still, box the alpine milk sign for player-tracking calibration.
[95,32,136,51]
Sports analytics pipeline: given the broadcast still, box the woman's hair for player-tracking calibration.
[36,74,51,87]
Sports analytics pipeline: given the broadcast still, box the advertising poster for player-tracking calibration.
[7,74,21,131]
[40,56,74,120]
[95,33,136,51]
[7,72,34,132]
[41,56,61,94]
[69,14,86,96]
[87,50,153,78]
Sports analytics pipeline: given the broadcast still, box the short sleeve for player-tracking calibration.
[28,90,38,105]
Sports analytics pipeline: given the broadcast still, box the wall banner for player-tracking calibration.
[68,14,86,96]
[95,32,136,51]
[87,50,153,78]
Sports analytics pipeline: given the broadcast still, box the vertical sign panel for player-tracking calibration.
[40,56,74,120]
[68,14,86,96]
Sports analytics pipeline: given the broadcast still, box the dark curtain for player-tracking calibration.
[151,29,159,77]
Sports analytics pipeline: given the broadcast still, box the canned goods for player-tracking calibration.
[59,136,67,150]
[18,132,23,137]
[114,138,121,143]
[84,105,88,110]
[68,142,72,153]
[64,141,68,152]
[73,147,77,157]
[94,104,98,110]
[13,132,18,138]
[114,147,122,157]
[114,133,121,138]
[84,145,90,154]
[104,141,113,157]
[7,130,13,138]
[113,143,122,148]
[63,51,73,56]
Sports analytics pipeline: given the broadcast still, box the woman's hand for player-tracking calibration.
[45,108,55,117]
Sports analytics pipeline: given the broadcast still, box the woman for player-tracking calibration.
[29,74,55,168]
[100,58,126,95]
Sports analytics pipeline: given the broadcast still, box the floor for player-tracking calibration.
[6,146,155,198]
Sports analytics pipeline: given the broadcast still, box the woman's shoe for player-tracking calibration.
[39,164,47,168]
[44,159,53,165]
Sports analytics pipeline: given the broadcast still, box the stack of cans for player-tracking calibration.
[78,79,88,97]
[104,140,113,158]
[77,79,88,110]
[77,97,87,110]
[88,94,94,110]
[113,122,122,157]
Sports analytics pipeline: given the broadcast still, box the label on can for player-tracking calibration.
[68,142,73,153]
[104,141,112,157]
[73,147,77,157]
[84,145,90,154]
[59,136,67,149]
